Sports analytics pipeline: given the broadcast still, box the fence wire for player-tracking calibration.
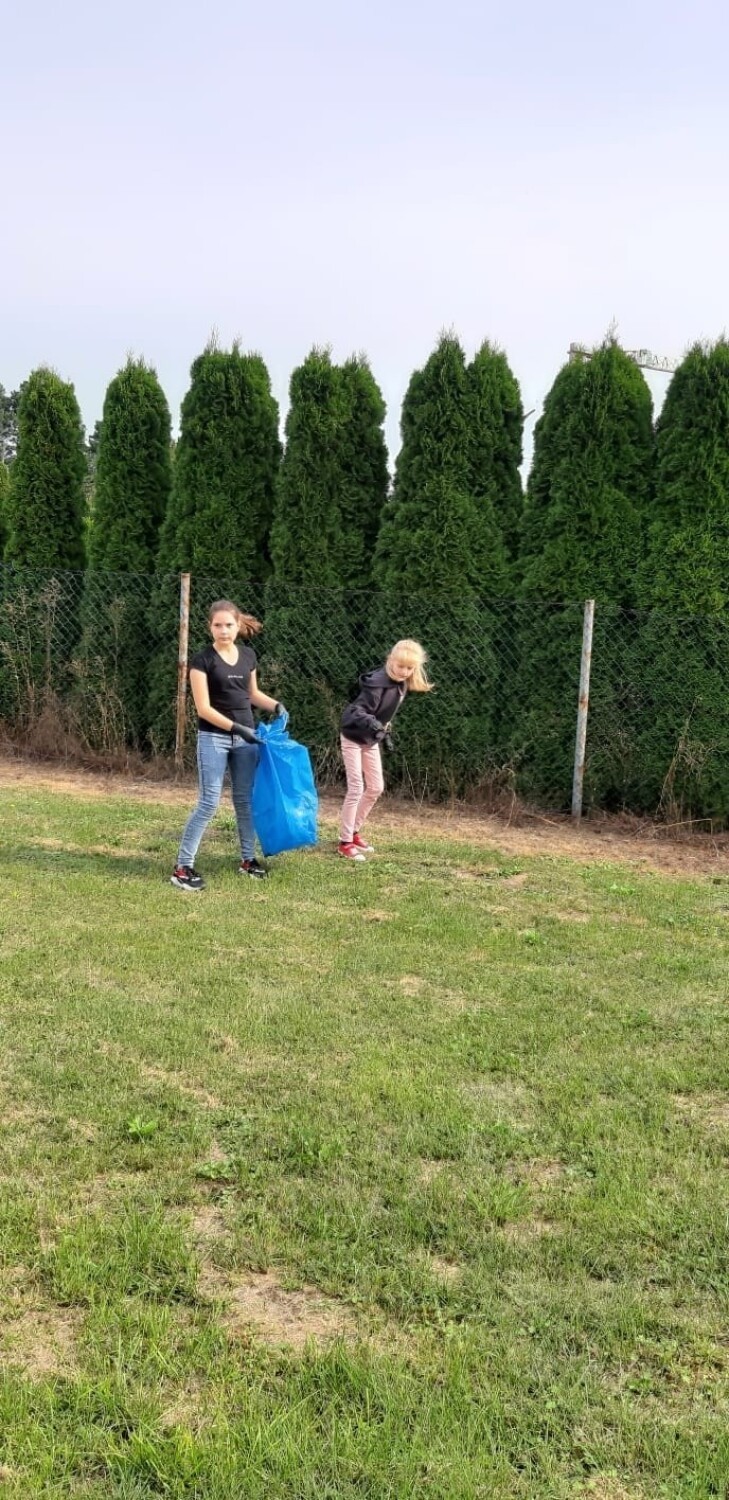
[1,566,728,825]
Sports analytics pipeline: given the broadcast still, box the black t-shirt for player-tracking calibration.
[189,644,258,733]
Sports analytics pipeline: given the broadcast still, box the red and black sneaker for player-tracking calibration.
[170,865,205,891]
[352,831,374,853]
[238,858,268,879]
[338,841,366,862]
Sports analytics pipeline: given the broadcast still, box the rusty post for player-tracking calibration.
[174,572,191,769]
[571,599,595,822]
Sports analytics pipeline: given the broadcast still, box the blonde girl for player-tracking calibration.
[338,640,433,861]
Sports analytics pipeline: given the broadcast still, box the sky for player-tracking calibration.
[2,0,728,468]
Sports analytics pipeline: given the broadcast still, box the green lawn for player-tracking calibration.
[1,778,728,1498]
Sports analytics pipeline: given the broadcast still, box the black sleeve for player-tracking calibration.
[189,649,211,675]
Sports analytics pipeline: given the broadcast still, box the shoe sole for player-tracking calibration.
[338,851,366,862]
[170,877,204,891]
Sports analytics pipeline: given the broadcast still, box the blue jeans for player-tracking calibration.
[178,732,259,867]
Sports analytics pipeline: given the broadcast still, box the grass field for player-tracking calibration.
[1,769,728,1498]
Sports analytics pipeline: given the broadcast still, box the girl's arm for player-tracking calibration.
[189,669,237,732]
[249,671,279,714]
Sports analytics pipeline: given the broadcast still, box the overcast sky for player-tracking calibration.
[2,0,728,466]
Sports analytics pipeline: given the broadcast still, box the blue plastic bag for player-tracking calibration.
[252,715,318,856]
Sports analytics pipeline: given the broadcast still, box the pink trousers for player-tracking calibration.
[339,735,385,843]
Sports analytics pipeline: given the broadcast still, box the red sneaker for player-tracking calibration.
[338,841,366,862]
[352,831,374,853]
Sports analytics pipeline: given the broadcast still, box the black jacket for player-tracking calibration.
[340,668,406,746]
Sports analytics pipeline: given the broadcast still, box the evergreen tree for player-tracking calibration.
[467,341,524,569]
[148,344,280,746]
[264,349,357,760]
[0,386,20,466]
[635,340,729,817]
[511,342,654,807]
[336,356,389,589]
[1,370,86,728]
[157,343,280,577]
[0,462,9,559]
[372,334,507,794]
[82,360,172,744]
[5,368,86,570]
[268,349,346,588]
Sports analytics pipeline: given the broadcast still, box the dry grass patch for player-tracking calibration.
[416,1158,444,1186]
[673,1093,729,1132]
[160,1377,210,1432]
[464,1077,534,1125]
[502,1216,556,1244]
[0,1272,82,1379]
[420,1253,462,1285]
[96,1039,224,1110]
[398,974,425,996]
[136,1061,222,1110]
[78,1171,147,1211]
[507,1158,565,1191]
[198,1264,358,1351]
[190,1204,230,1244]
[577,1479,646,1500]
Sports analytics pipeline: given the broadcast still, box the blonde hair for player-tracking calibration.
[385,639,433,693]
[207,600,263,640]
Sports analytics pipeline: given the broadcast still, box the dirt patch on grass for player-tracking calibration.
[577,1480,645,1500]
[192,1208,356,1348]
[416,1158,444,1185]
[673,1093,729,1132]
[0,1273,82,1379]
[191,1205,230,1243]
[399,974,425,995]
[160,1377,210,1431]
[508,1158,565,1190]
[79,1171,148,1210]
[502,1216,555,1244]
[95,1040,223,1110]
[198,1264,357,1350]
[139,1063,222,1110]
[3,757,728,878]
[422,1253,462,1284]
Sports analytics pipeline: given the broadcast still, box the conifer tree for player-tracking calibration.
[148,344,281,746]
[636,340,729,816]
[1,370,86,724]
[0,463,9,560]
[372,335,507,792]
[467,341,524,569]
[336,355,389,589]
[264,349,357,758]
[4,368,86,570]
[82,360,172,743]
[511,342,654,806]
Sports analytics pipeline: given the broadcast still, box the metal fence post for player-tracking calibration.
[175,572,191,769]
[572,599,595,822]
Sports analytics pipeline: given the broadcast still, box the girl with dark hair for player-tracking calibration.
[171,600,285,890]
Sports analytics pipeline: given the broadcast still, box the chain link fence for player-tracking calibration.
[1,566,728,826]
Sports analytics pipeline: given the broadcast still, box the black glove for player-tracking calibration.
[382,733,394,753]
[274,701,287,718]
[230,722,258,743]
